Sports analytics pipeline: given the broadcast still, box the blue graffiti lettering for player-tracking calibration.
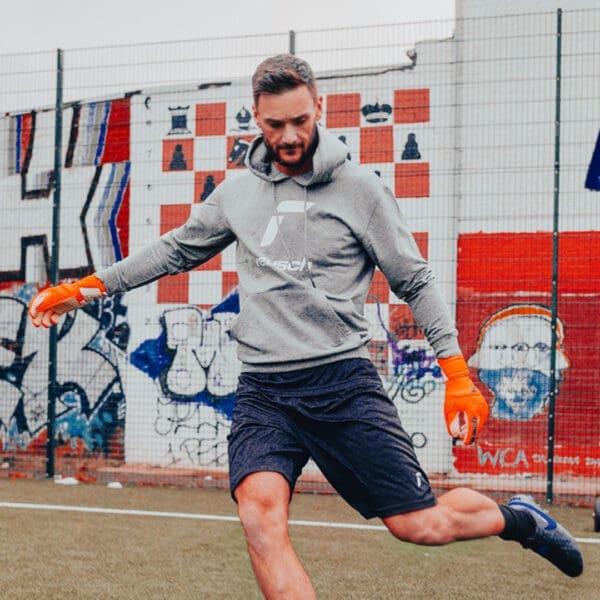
[370,295,442,404]
[130,289,240,420]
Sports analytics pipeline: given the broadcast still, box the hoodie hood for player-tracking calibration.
[245,124,349,187]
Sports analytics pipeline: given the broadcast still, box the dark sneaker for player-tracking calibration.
[508,494,583,577]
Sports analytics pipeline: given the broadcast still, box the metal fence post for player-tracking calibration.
[46,48,64,479]
[546,8,562,504]
[289,30,296,55]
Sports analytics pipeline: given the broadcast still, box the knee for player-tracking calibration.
[238,491,286,532]
[235,476,290,547]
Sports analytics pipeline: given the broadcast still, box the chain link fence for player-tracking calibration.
[0,9,598,506]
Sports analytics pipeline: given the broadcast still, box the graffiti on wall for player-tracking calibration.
[370,295,443,452]
[130,290,240,467]
[129,286,444,467]
[2,99,131,284]
[468,304,570,421]
[454,231,600,477]
[0,284,128,453]
[0,97,132,456]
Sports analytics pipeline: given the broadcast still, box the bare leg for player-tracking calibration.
[235,471,316,600]
[383,487,505,545]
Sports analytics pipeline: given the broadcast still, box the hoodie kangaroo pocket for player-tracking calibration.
[231,287,353,363]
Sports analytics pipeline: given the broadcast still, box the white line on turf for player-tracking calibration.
[1,502,599,544]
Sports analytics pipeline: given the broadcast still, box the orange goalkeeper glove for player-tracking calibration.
[29,274,107,329]
[438,355,489,445]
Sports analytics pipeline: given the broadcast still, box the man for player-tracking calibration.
[29,54,583,597]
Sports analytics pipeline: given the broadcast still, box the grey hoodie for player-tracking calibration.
[97,125,459,371]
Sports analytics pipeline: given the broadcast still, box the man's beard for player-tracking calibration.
[264,127,318,168]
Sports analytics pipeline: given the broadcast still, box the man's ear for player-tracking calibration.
[315,95,323,121]
[252,104,262,129]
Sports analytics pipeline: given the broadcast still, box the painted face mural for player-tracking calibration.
[468,305,569,421]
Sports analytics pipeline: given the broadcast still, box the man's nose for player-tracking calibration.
[281,124,298,144]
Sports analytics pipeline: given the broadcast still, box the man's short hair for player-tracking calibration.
[252,54,317,105]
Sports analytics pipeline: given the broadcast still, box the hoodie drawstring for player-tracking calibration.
[303,187,317,288]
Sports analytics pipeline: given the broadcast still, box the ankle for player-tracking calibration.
[498,504,536,542]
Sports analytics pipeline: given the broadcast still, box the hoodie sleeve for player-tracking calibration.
[358,181,460,358]
[96,190,235,294]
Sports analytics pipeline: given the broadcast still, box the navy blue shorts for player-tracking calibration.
[228,358,436,519]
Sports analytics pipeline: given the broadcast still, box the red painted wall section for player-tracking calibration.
[455,231,600,476]
[101,98,130,164]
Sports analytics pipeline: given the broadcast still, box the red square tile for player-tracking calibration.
[367,269,389,303]
[389,304,424,340]
[194,171,225,203]
[196,102,226,136]
[195,254,222,271]
[157,272,189,304]
[360,126,394,164]
[326,93,361,129]
[226,135,254,169]
[413,231,429,259]
[394,89,430,124]
[162,138,194,172]
[395,163,430,198]
[160,204,191,235]
[222,271,239,297]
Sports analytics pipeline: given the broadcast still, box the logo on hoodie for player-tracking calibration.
[259,200,315,247]
[256,256,312,272]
